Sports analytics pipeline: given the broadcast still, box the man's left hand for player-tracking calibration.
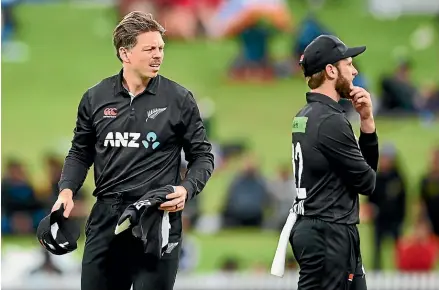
[159,186,187,212]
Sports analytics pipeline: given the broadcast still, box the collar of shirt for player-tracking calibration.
[113,69,159,97]
[306,92,345,113]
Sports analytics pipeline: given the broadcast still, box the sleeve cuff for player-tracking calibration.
[359,130,378,145]
[58,181,77,196]
[180,179,196,200]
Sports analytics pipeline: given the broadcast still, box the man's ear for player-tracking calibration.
[119,47,130,63]
[325,64,337,80]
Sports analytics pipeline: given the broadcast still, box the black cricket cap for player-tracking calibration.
[299,35,366,77]
[36,205,80,255]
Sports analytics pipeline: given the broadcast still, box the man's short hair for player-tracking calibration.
[113,11,166,62]
[304,61,340,89]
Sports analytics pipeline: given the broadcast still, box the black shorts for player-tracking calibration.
[290,216,367,290]
[82,197,181,290]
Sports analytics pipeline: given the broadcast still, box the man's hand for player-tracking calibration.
[350,86,373,120]
[159,186,187,212]
[350,86,376,133]
[52,189,74,218]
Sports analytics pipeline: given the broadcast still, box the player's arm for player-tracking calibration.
[358,118,379,171]
[179,91,215,200]
[318,114,377,196]
[58,91,96,197]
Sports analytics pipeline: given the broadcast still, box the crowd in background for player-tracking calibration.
[3,116,439,275]
[362,145,439,272]
[3,0,439,114]
[2,0,439,277]
[3,142,439,274]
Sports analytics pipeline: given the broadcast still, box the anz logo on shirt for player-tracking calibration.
[103,131,160,149]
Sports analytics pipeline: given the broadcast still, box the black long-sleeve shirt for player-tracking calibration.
[59,70,214,200]
[291,92,378,224]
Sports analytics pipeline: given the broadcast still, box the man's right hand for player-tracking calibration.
[52,189,75,218]
[350,86,373,120]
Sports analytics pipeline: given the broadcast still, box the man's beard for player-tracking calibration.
[335,74,352,99]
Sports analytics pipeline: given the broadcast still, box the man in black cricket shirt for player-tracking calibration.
[50,11,214,290]
[271,35,379,290]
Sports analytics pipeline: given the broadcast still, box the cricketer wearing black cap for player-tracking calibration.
[279,35,379,289]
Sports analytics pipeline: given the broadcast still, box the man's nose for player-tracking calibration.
[353,68,358,76]
[152,49,163,58]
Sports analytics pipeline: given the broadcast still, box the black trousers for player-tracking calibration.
[290,217,367,290]
[82,198,181,290]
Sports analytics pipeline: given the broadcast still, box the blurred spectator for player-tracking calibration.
[378,60,421,115]
[179,213,200,273]
[220,256,240,272]
[211,0,292,81]
[118,0,222,40]
[420,147,439,238]
[1,0,29,64]
[288,14,331,77]
[396,217,438,272]
[418,82,439,115]
[118,0,158,19]
[228,24,275,82]
[211,0,291,38]
[1,159,45,235]
[43,154,88,219]
[158,0,222,40]
[1,0,18,43]
[218,142,248,170]
[368,143,407,270]
[293,15,329,59]
[37,154,65,208]
[266,163,296,230]
[222,154,270,228]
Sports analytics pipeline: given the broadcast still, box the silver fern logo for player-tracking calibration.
[146,107,167,123]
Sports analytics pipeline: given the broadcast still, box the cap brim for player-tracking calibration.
[36,215,51,240]
[345,46,366,58]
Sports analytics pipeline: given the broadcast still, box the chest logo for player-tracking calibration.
[146,107,167,123]
[142,132,160,149]
[103,131,160,150]
[103,108,118,118]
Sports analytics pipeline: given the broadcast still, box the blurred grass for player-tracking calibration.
[2,1,439,272]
